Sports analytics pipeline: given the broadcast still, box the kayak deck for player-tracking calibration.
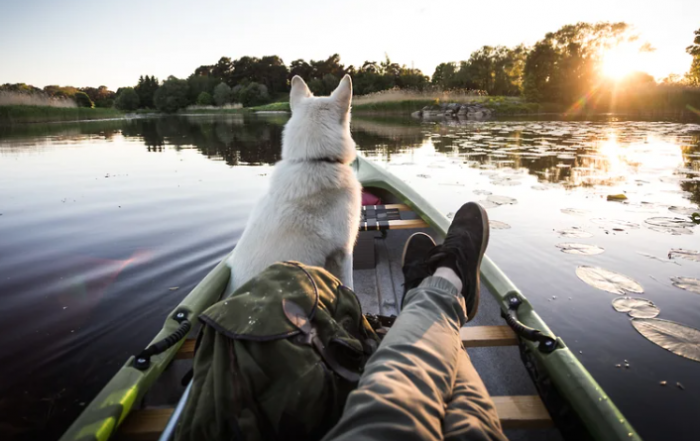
[118,201,559,441]
[60,156,640,441]
[352,197,562,441]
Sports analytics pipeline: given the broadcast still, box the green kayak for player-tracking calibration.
[59,156,641,441]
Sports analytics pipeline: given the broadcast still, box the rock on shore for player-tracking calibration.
[411,102,493,120]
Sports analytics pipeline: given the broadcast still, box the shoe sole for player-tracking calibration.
[467,203,490,322]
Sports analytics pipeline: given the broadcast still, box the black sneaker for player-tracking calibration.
[400,232,436,308]
[427,202,490,322]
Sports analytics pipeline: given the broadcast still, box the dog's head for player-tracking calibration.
[282,75,355,164]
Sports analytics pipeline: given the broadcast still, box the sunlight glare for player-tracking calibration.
[601,45,647,80]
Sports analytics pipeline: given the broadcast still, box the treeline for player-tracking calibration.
[107,22,700,113]
[4,22,700,115]
[109,54,433,112]
[0,83,115,108]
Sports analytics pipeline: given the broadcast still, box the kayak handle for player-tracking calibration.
[501,294,557,354]
[134,310,192,370]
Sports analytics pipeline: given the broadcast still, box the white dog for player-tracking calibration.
[226,74,361,293]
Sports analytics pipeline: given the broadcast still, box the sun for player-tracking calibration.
[600,45,645,80]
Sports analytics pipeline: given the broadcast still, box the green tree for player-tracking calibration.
[212,57,234,84]
[153,76,189,113]
[213,82,233,106]
[114,87,140,111]
[289,59,314,80]
[80,85,116,108]
[686,27,700,86]
[232,82,270,107]
[431,62,458,89]
[187,74,219,104]
[135,75,159,109]
[523,22,630,103]
[74,91,94,108]
[197,92,213,105]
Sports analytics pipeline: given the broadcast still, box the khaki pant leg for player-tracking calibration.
[443,350,508,441]
[323,276,466,441]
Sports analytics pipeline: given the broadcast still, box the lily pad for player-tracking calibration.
[575,266,644,295]
[612,297,660,318]
[631,318,700,363]
[607,194,628,201]
[561,208,591,216]
[477,200,500,209]
[557,229,593,238]
[669,206,698,216]
[671,277,700,294]
[473,189,492,196]
[645,217,695,229]
[668,249,700,262]
[487,195,518,205]
[490,220,511,230]
[647,225,694,236]
[490,177,522,186]
[556,243,605,255]
[590,218,640,229]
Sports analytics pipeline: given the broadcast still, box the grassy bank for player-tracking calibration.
[247,94,542,115]
[0,105,123,124]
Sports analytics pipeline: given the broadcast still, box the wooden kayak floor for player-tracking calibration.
[353,227,563,441]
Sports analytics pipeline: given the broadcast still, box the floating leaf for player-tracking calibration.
[473,189,492,196]
[669,206,698,216]
[668,249,700,262]
[671,277,700,294]
[556,243,605,255]
[487,195,517,205]
[645,217,695,229]
[561,208,590,216]
[490,177,522,186]
[612,297,659,318]
[590,218,640,229]
[607,194,628,201]
[477,200,500,209]
[575,266,644,295]
[659,176,682,184]
[631,318,700,363]
[489,220,511,230]
[647,225,694,236]
[557,229,593,238]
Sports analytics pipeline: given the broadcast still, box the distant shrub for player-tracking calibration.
[154,76,189,113]
[197,92,213,105]
[74,91,94,108]
[114,87,140,111]
[213,82,233,106]
[232,82,270,107]
[0,91,77,108]
[308,78,324,95]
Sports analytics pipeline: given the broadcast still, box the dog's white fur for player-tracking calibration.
[226,75,361,293]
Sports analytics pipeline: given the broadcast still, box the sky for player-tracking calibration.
[0,0,698,90]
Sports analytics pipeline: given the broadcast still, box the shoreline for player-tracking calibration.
[3,101,699,125]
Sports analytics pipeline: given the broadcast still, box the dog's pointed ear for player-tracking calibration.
[331,74,352,115]
[290,76,312,112]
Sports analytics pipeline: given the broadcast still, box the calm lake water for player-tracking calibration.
[1,113,699,440]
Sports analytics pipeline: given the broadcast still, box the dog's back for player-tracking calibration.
[227,75,360,294]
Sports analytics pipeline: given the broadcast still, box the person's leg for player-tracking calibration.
[443,350,507,441]
[324,202,504,441]
[322,271,467,441]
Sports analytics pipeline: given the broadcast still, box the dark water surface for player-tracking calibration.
[1,114,699,440]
